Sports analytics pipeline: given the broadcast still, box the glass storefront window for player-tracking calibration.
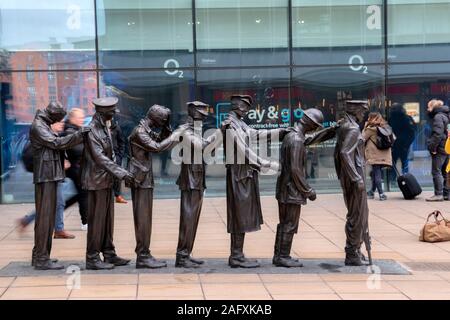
[2,1,450,203]
[292,64,385,192]
[99,69,195,199]
[197,67,290,196]
[292,0,384,65]
[97,0,194,69]
[388,0,450,63]
[0,71,97,203]
[196,0,289,67]
[387,62,450,190]
[0,0,96,70]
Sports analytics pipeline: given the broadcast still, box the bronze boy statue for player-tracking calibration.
[274,108,328,267]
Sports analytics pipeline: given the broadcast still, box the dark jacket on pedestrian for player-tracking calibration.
[388,105,415,153]
[29,109,83,184]
[81,113,129,190]
[63,121,84,169]
[110,120,125,164]
[427,105,450,155]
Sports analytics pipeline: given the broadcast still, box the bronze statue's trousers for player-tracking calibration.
[274,202,301,258]
[176,190,203,258]
[86,189,116,261]
[341,177,368,253]
[131,187,153,257]
[277,202,301,234]
[33,182,58,262]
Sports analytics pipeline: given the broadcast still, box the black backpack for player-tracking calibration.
[375,126,396,150]
[21,141,34,172]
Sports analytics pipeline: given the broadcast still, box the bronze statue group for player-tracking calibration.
[29,95,371,270]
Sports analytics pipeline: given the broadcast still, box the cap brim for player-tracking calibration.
[303,113,323,128]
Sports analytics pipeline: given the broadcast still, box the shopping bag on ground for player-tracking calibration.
[419,210,450,242]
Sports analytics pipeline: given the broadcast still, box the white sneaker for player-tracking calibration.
[81,224,88,231]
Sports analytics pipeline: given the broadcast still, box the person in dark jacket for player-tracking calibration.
[175,101,211,268]
[426,99,449,201]
[110,119,127,204]
[221,94,284,268]
[274,108,330,268]
[128,105,180,269]
[388,103,415,177]
[334,100,370,266]
[81,97,136,270]
[30,101,87,270]
[64,108,88,230]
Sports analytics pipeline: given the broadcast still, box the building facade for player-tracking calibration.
[1,0,450,203]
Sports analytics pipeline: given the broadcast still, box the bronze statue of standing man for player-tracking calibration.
[175,101,210,268]
[128,105,179,269]
[81,97,135,270]
[221,94,281,268]
[334,100,370,266]
[30,102,88,270]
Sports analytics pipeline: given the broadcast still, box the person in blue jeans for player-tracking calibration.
[18,179,75,238]
[363,112,393,201]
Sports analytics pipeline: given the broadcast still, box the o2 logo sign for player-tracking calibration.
[164,59,184,78]
[348,5,382,75]
[348,55,368,74]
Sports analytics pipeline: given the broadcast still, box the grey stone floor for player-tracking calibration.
[0,258,410,277]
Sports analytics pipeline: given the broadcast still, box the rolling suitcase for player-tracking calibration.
[393,166,422,200]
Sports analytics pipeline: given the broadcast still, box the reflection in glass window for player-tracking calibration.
[0,71,97,203]
[0,0,96,70]
[197,68,290,196]
[97,0,193,69]
[388,0,450,63]
[99,70,195,198]
[292,65,385,191]
[292,0,383,65]
[387,63,450,191]
[196,0,289,67]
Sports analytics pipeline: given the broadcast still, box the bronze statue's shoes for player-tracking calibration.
[345,257,364,266]
[31,257,58,267]
[86,260,115,270]
[104,256,130,266]
[188,256,204,265]
[235,255,258,264]
[356,250,367,262]
[136,258,166,269]
[175,259,200,269]
[148,255,167,264]
[273,257,303,268]
[34,260,64,270]
[228,258,260,268]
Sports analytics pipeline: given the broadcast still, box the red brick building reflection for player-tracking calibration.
[7,51,97,123]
